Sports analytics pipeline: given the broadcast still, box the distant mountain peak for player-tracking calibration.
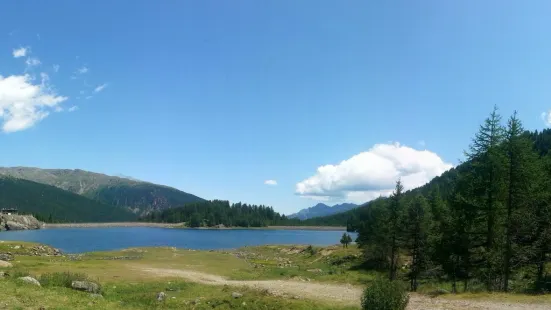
[287,202,358,220]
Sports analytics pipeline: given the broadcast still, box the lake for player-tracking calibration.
[0,227,356,253]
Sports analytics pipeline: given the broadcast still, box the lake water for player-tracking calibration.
[0,227,355,253]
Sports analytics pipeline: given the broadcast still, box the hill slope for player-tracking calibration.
[0,167,204,215]
[287,203,358,220]
[0,176,136,222]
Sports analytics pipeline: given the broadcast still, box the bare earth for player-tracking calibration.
[139,267,551,310]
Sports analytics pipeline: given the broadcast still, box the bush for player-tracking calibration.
[305,245,316,256]
[39,272,94,289]
[361,278,409,310]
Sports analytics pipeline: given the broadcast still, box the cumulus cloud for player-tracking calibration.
[264,180,278,186]
[94,83,107,93]
[0,74,68,132]
[12,47,27,58]
[295,142,453,203]
[68,106,78,112]
[77,66,88,74]
[52,64,60,73]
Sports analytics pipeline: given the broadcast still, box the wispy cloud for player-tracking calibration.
[94,83,107,93]
[85,96,92,100]
[264,180,278,186]
[25,57,41,67]
[52,64,60,73]
[77,66,88,74]
[68,106,79,112]
[12,47,27,58]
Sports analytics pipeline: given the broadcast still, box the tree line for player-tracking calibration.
[354,106,551,293]
[140,200,297,227]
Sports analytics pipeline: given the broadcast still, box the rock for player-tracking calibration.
[0,271,6,278]
[18,276,41,286]
[307,268,322,273]
[242,302,247,306]
[90,293,104,299]
[0,260,12,268]
[156,292,166,301]
[0,253,13,261]
[232,292,243,299]
[71,281,100,293]
[0,214,42,231]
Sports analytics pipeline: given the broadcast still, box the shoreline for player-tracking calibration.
[43,222,346,231]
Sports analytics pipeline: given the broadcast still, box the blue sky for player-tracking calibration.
[1,1,551,214]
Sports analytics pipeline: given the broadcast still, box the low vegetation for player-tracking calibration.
[361,278,409,310]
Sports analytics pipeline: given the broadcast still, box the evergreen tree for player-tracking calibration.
[389,179,404,281]
[464,105,506,290]
[502,112,541,291]
[404,195,429,291]
[189,212,202,228]
[340,232,351,248]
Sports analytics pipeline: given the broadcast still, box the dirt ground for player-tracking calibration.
[139,267,551,310]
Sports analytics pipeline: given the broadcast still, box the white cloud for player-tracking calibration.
[85,96,92,100]
[94,83,107,93]
[295,142,453,204]
[68,106,78,112]
[541,111,551,127]
[25,57,41,67]
[12,47,27,58]
[0,74,68,132]
[264,180,278,186]
[77,66,88,74]
[52,64,60,73]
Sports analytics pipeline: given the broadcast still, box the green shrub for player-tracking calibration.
[7,269,30,279]
[39,272,94,289]
[361,278,409,310]
[305,245,316,256]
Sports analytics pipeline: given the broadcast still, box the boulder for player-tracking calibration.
[232,292,243,299]
[156,292,166,301]
[71,281,101,293]
[18,276,41,286]
[0,253,13,261]
[0,260,12,268]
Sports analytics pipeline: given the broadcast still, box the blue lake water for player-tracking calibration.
[0,227,355,253]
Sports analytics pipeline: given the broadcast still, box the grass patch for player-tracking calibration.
[39,271,97,289]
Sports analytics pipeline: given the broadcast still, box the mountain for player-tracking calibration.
[288,202,358,220]
[0,176,136,222]
[0,167,204,215]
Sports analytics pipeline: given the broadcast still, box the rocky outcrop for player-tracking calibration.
[71,281,101,293]
[18,276,41,286]
[0,214,42,231]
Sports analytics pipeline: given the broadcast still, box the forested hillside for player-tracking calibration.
[348,107,551,293]
[0,176,136,222]
[0,168,204,215]
[141,200,292,227]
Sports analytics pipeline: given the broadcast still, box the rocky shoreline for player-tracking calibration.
[0,214,42,231]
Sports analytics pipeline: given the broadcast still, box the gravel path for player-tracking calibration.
[139,267,551,310]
